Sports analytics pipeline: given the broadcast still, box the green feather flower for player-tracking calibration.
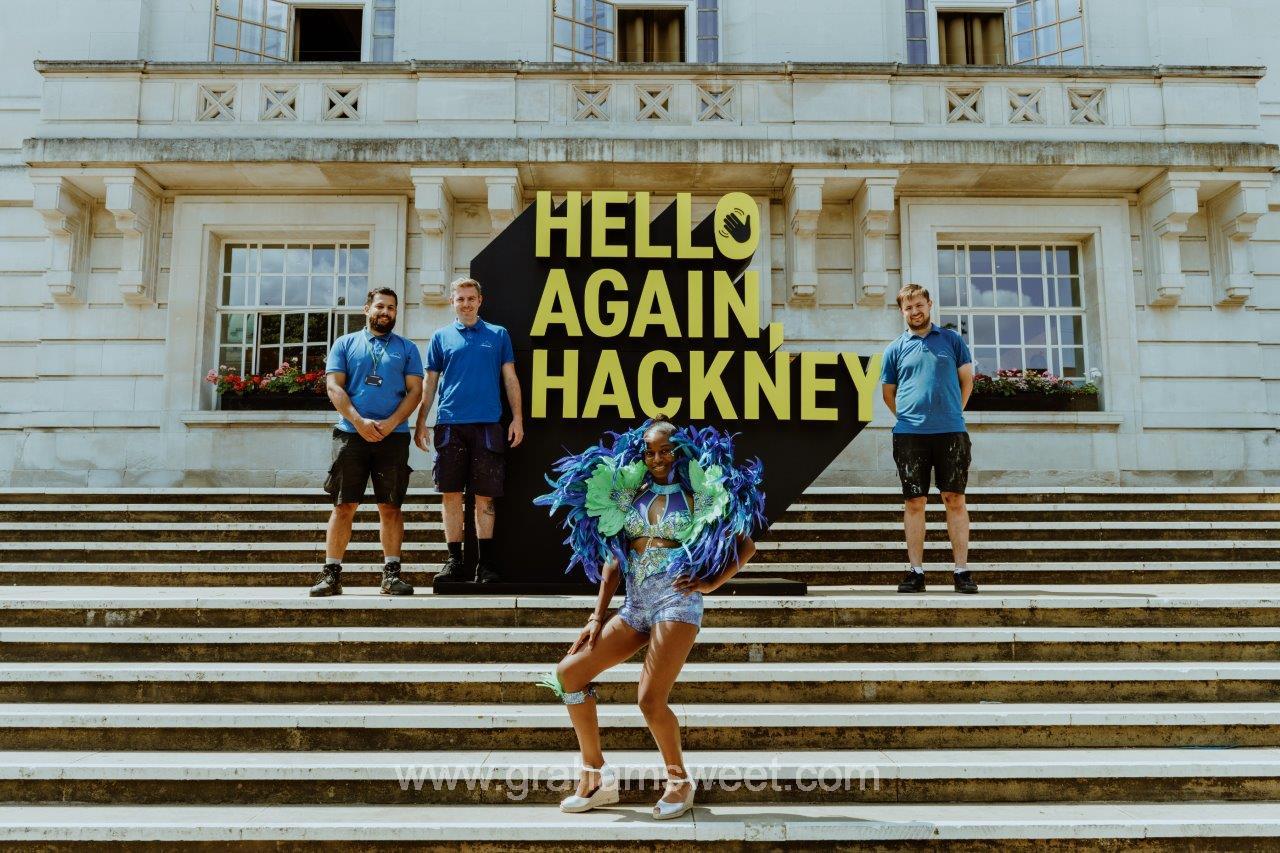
[681,460,730,543]
[584,459,647,536]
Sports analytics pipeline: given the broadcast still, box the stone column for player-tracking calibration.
[854,174,898,305]
[1207,179,1269,307]
[410,169,453,305]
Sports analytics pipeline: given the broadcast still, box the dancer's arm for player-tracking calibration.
[569,556,621,653]
[673,535,756,596]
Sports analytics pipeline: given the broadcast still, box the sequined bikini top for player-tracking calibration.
[622,484,693,541]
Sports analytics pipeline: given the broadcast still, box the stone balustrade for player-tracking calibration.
[32,60,1266,145]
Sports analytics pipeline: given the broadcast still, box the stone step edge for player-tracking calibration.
[5,747,1279,780]
[1,562,1273,572]
[2,539,1275,550]
[4,802,1280,843]
[6,660,1278,683]
[6,626,1279,643]
[4,702,1280,728]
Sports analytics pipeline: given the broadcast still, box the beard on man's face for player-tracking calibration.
[369,314,396,334]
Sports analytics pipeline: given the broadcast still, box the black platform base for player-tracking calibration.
[431,576,807,597]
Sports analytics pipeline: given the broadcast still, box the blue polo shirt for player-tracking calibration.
[426,317,515,425]
[325,329,424,434]
[881,324,972,435]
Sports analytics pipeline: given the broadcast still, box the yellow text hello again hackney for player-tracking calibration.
[528,191,882,422]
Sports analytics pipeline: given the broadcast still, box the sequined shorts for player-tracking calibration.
[617,553,704,634]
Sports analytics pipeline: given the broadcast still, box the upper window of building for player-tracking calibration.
[211,1,396,63]
[552,0,718,63]
[904,0,1084,66]
[936,243,1087,379]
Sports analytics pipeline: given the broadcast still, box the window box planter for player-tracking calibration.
[219,392,331,412]
[967,392,1099,412]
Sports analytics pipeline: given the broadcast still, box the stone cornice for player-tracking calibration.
[32,59,1268,82]
[23,136,1280,169]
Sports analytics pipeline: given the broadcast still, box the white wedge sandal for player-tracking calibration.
[559,763,620,813]
[652,776,695,820]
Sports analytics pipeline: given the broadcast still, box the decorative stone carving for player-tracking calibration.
[1206,179,1269,306]
[572,84,611,121]
[30,175,92,305]
[196,83,237,122]
[785,171,825,305]
[322,84,361,121]
[854,175,898,305]
[410,170,453,305]
[1067,87,1106,125]
[696,84,734,122]
[485,172,523,236]
[1007,88,1045,124]
[1139,174,1201,307]
[945,86,982,123]
[104,171,162,306]
[260,84,299,121]
[636,85,673,121]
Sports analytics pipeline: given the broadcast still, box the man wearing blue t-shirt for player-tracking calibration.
[414,277,523,584]
[880,283,979,594]
[311,287,424,598]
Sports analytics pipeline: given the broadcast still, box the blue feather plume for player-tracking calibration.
[533,424,766,584]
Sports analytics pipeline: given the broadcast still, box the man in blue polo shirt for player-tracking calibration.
[414,277,523,584]
[881,283,978,594]
[311,287,424,598]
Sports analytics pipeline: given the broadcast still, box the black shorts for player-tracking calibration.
[892,432,971,500]
[433,422,506,497]
[323,428,412,507]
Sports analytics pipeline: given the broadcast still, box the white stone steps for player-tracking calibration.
[7,660,1280,684]
[2,539,1272,552]
[2,502,1274,514]
[6,584,1280,610]
[3,485,1275,496]
[3,561,1273,575]
[7,520,1277,533]
[4,702,1278,729]
[4,748,1277,781]
[7,802,1280,843]
[6,625,1277,644]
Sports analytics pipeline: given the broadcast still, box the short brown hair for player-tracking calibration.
[450,277,482,296]
[365,287,398,306]
[896,283,931,308]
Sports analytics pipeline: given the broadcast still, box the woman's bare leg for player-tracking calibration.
[556,616,649,796]
[637,620,699,803]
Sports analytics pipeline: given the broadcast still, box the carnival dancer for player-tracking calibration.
[533,419,763,820]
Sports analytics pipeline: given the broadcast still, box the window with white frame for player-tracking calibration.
[551,0,718,62]
[907,0,1084,67]
[217,241,369,375]
[936,243,1087,379]
[211,0,395,62]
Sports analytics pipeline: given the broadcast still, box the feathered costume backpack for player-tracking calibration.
[533,424,766,584]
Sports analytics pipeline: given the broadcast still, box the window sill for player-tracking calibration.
[965,411,1123,428]
[181,411,336,428]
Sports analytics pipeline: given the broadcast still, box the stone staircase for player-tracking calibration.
[1,486,1279,849]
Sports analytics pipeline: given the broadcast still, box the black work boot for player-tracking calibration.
[309,563,343,597]
[953,570,979,594]
[896,568,926,593]
[434,554,469,584]
[476,561,502,584]
[380,561,414,595]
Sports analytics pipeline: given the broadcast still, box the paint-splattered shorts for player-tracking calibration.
[617,561,704,634]
[432,422,505,497]
[891,432,971,500]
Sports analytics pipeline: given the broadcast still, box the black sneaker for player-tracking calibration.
[953,570,979,594]
[380,562,415,596]
[476,561,502,584]
[896,569,926,593]
[434,555,469,584]
[309,564,343,597]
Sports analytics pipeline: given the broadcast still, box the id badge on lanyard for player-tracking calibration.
[366,337,388,386]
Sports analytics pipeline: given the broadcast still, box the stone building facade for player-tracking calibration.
[0,0,1276,488]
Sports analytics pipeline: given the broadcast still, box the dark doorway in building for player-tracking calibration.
[618,8,685,62]
[294,7,363,62]
[937,11,1006,65]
